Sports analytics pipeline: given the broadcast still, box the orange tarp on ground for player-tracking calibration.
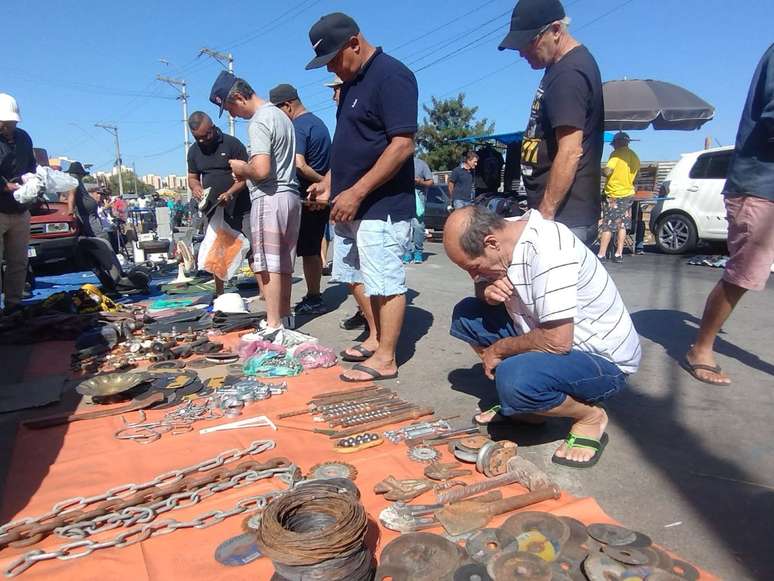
[0,337,717,580]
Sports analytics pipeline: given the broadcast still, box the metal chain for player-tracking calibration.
[114,399,225,444]
[55,462,296,540]
[0,440,275,547]
[4,490,284,578]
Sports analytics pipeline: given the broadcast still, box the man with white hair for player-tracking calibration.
[499,0,604,246]
[0,94,36,313]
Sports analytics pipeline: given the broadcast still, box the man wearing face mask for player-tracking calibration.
[186,111,250,296]
[499,0,604,246]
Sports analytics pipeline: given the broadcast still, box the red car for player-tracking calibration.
[28,194,79,269]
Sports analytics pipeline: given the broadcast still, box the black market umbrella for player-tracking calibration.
[603,79,715,131]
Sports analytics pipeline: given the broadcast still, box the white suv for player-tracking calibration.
[650,146,733,254]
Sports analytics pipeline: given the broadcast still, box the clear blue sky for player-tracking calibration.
[4,0,772,177]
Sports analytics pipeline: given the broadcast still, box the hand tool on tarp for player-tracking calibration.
[378,491,503,533]
[434,484,561,536]
[405,425,482,447]
[23,391,170,429]
[277,406,435,438]
[277,385,387,419]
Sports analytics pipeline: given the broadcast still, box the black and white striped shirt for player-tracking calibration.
[504,210,641,374]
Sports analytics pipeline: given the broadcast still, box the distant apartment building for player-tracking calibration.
[165,175,187,190]
[141,174,164,190]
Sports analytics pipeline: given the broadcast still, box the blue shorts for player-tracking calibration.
[450,297,628,414]
[332,218,411,297]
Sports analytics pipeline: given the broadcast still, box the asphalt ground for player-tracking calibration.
[297,241,774,581]
[0,241,770,579]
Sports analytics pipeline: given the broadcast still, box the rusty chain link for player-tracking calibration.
[4,490,285,577]
[0,440,276,549]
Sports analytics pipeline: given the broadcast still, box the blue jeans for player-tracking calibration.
[450,297,628,415]
[410,217,424,254]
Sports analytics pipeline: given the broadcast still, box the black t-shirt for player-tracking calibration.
[187,128,250,216]
[449,166,475,202]
[521,45,604,227]
[0,128,36,214]
[331,48,418,221]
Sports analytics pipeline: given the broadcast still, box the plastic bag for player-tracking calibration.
[36,166,78,193]
[243,351,302,377]
[293,343,337,369]
[13,176,43,203]
[197,206,250,281]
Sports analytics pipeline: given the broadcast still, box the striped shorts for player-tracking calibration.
[250,191,302,274]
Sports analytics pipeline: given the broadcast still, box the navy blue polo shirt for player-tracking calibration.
[330,48,418,221]
[293,112,331,196]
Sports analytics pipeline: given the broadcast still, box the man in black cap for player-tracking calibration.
[499,0,604,245]
[187,111,250,297]
[305,12,418,383]
[209,71,301,332]
[66,162,108,242]
[269,83,332,316]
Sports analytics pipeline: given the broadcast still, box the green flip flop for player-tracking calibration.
[552,432,609,469]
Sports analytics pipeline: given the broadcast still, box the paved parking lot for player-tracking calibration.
[300,242,774,580]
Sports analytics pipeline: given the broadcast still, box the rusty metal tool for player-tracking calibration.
[327,406,435,438]
[311,384,378,400]
[374,476,435,501]
[435,471,527,504]
[405,425,482,447]
[424,462,472,481]
[24,391,167,429]
[393,491,504,518]
[434,485,561,536]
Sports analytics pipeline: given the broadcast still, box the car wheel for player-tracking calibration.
[656,214,698,254]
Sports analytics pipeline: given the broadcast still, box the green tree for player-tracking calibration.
[105,170,154,196]
[416,93,495,171]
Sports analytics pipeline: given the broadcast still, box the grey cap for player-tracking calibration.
[269,83,299,105]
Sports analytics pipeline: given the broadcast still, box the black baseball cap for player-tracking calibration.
[305,12,360,70]
[209,70,237,117]
[498,0,565,52]
[269,84,299,105]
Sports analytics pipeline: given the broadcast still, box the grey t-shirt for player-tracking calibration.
[247,103,299,200]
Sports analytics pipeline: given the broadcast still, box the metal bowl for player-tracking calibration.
[76,372,150,397]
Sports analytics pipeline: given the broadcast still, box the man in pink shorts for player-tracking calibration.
[209,71,301,332]
[685,43,774,385]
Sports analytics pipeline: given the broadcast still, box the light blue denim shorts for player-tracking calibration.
[332,217,411,297]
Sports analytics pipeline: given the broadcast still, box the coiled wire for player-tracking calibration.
[256,482,372,580]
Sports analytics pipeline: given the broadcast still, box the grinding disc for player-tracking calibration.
[214,532,263,567]
[464,528,516,564]
[602,545,652,565]
[586,523,637,546]
[486,550,551,581]
[307,461,358,481]
[552,552,586,581]
[624,530,654,548]
[373,565,411,581]
[670,559,700,581]
[453,562,493,581]
[379,532,465,581]
[501,511,571,550]
[581,554,628,581]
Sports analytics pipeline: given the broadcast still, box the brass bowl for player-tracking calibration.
[76,372,150,397]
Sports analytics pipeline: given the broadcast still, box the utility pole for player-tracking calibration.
[199,48,235,136]
[157,75,190,196]
[95,123,124,196]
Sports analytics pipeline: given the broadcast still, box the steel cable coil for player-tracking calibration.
[256,483,372,580]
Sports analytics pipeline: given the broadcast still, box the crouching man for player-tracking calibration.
[445,206,641,468]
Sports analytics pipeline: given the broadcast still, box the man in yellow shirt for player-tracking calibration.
[598,132,640,263]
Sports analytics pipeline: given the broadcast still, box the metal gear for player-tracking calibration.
[407,445,441,463]
[307,461,358,481]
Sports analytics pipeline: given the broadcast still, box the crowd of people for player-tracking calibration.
[1,0,772,468]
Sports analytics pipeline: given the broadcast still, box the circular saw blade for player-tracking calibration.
[307,461,358,481]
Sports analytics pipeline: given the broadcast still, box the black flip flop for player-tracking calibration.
[339,363,398,383]
[552,432,609,469]
[340,345,375,363]
[682,360,732,386]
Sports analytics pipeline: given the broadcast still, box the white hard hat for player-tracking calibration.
[0,94,21,122]
[213,292,247,314]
